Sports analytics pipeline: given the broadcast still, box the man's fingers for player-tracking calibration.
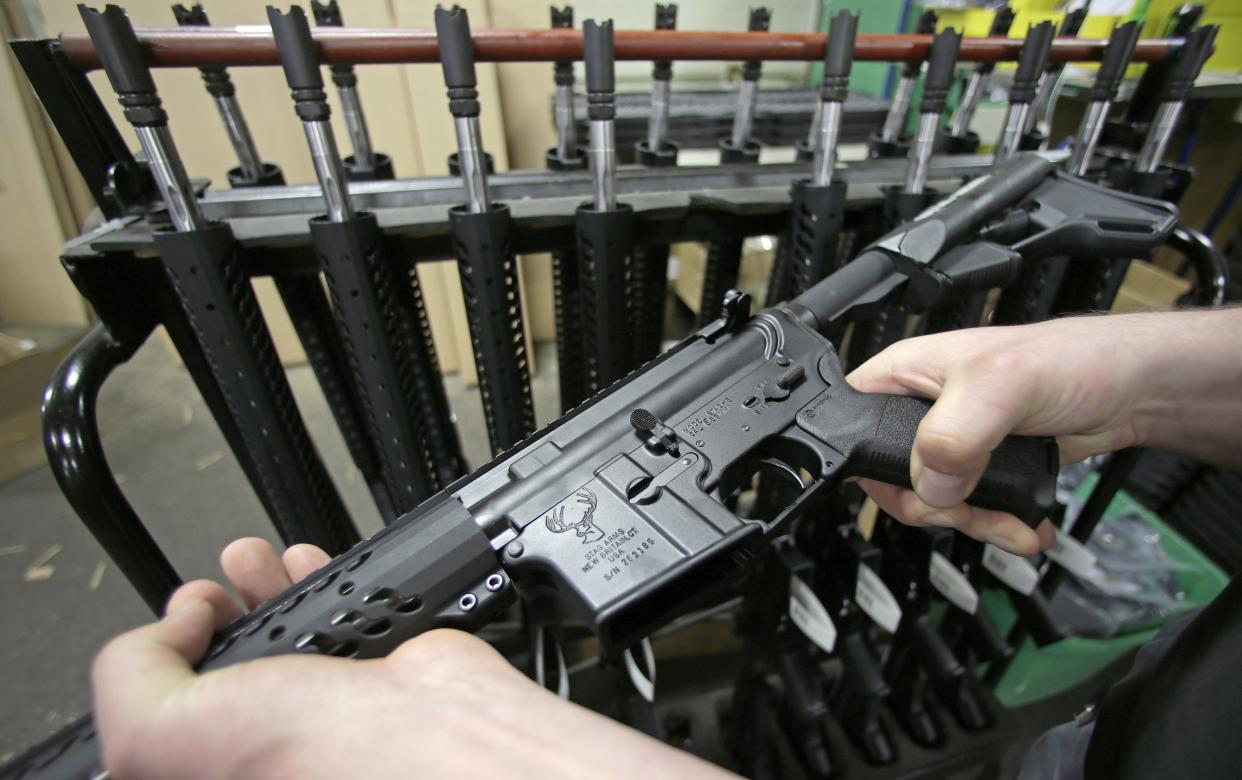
[283,544,332,584]
[958,506,1048,556]
[859,479,1049,556]
[911,353,1036,509]
[165,579,242,630]
[846,334,955,397]
[221,538,294,610]
[1035,518,1056,550]
[847,339,1043,512]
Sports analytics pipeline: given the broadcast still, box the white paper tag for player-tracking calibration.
[1044,527,1098,580]
[982,544,1040,595]
[789,574,838,653]
[929,551,980,615]
[623,638,657,703]
[855,563,902,633]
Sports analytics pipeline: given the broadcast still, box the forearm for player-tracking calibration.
[1125,307,1242,468]
[846,304,1242,554]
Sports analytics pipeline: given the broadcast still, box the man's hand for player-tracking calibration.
[93,538,734,780]
[847,315,1169,556]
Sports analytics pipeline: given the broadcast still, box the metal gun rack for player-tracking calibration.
[7,11,1228,778]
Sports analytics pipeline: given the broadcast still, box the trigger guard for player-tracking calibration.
[781,425,847,482]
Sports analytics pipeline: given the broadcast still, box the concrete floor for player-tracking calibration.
[0,336,564,761]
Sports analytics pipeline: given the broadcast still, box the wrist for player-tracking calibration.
[1122,307,1242,458]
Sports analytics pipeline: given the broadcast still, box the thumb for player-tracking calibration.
[93,599,215,747]
[911,354,1034,508]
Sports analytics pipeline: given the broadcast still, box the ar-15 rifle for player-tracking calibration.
[5,152,1180,778]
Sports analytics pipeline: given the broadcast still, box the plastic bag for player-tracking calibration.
[1048,511,1191,637]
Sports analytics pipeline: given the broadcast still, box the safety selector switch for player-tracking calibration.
[631,408,680,456]
[764,364,806,402]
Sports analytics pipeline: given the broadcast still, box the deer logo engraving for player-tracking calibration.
[545,488,605,544]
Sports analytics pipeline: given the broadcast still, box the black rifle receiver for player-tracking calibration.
[4,154,1184,779]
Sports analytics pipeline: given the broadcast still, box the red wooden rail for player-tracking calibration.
[58,27,1178,71]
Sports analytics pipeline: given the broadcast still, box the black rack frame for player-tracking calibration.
[12,18,1221,608]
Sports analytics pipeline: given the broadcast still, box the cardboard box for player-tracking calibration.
[1111,260,1194,314]
[0,7,89,327]
[671,238,778,315]
[0,331,77,484]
